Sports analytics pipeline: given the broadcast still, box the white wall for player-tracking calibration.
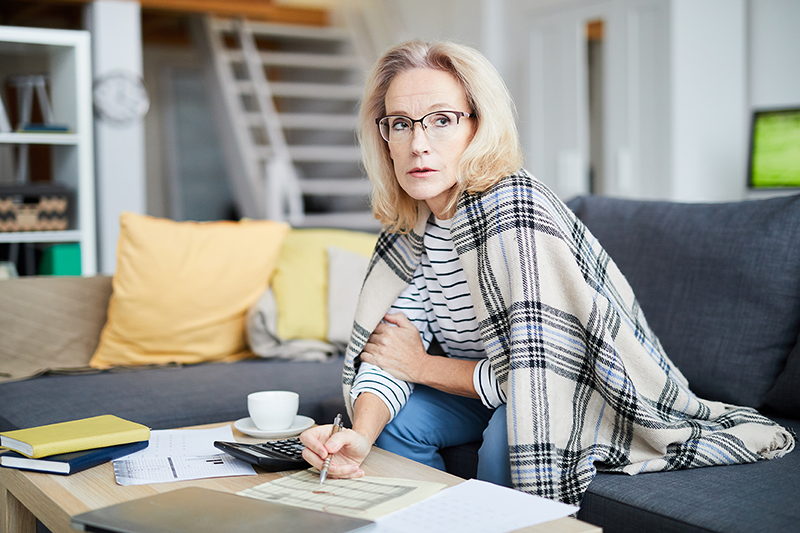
[744,0,800,199]
[503,0,799,202]
[748,0,800,109]
[85,0,146,274]
[384,0,484,49]
[390,0,751,202]
[670,0,747,202]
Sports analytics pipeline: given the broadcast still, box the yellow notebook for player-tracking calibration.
[0,415,150,458]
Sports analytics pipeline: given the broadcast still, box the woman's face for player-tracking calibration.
[383,68,475,219]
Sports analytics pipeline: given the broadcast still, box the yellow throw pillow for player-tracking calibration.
[90,212,290,368]
[271,229,377,341]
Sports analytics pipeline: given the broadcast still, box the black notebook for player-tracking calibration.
[71,487,374,533]
[0,440,148,475]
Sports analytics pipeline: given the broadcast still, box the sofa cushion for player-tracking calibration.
[0,276,112,383]
[271,229,377,342]
[567,194,800,408]
[90,213,289,368]
[577,417,800,533]
[0,357,347,432]
[763,331,800,417]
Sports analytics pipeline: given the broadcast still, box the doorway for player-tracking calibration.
[586,19,605,195]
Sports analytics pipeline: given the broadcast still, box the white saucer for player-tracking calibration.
[234,415,315,439]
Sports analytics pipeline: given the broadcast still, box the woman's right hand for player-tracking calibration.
[299,424,371,479]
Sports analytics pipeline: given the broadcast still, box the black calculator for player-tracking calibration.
[214,438,309,472]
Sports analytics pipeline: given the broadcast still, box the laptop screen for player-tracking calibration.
[71,487,373,533]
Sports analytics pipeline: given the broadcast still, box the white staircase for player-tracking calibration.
[196,15,378,231]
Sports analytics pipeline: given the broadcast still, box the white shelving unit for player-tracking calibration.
[0,25,96,275]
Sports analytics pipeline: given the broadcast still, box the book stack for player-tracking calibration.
[0,414,150,475]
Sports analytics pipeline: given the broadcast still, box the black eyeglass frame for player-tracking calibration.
[375,110,473,143]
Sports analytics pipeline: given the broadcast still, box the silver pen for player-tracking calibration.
[319,413,343,484]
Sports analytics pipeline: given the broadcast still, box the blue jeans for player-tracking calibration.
[374,385,512,487]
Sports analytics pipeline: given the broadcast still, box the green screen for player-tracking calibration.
[749,109,800,188]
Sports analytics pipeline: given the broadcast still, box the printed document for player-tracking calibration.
[113,426,255,485]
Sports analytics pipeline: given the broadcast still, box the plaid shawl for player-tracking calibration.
[343,170,795,505]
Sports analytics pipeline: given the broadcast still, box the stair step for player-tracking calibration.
[298,211,379,231]
[226,50,359,70]
[254,145,362,162]
[259,51,361,69]
[211,18,350,42]
[244,112,356,130]
[236,81,362,101]
[270,82,362,100]
[289,145,362,162]
[279,113,356,130]
[299,178,372,196]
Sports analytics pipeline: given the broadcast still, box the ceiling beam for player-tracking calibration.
[39,0,329,25]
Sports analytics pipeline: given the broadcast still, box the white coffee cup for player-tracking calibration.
[247,391,299,431]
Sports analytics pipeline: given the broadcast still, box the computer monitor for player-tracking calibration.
[747,107,800,189]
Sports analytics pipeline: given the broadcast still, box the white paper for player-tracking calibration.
[113,426,256,485]
[371,479,578,533]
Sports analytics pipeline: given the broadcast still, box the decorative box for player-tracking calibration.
[0,184,72,232]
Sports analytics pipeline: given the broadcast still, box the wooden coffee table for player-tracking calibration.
[0,422,600,533]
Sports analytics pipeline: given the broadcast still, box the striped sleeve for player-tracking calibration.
[350,265,430,421]
[350,362,414,419]
[473,359,507,408]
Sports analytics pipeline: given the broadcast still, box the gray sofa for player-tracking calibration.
[442,192,800,532]
[0,275,348,433]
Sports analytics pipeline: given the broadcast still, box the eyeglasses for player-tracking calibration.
[376,110,472,143]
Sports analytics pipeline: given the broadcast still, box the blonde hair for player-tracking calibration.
[359,40,523,233]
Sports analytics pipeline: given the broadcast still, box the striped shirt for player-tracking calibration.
[350,217,506,420]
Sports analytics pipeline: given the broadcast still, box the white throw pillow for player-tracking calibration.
[326,245,371,346]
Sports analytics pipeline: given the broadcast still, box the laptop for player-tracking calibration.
[71,487,374,533]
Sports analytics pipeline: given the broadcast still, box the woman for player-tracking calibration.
[300,39,794,505]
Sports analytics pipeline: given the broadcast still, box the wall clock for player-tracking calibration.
[93,70,150,124]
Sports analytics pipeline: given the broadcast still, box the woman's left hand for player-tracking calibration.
[360,312,429,383]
